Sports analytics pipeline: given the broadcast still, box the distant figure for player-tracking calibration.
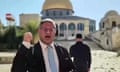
[70,33,91,72]
[11,32,33,72]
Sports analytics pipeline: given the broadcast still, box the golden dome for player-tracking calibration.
[42,0,73,10]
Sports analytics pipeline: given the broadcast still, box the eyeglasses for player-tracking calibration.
[40,28,56,32]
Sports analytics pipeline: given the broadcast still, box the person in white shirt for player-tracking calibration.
[11,32,33,72]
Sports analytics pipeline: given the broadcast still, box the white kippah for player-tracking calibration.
[41,18,56,29]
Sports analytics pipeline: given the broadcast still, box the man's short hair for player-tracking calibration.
[76,33,82,39]
[40,18,56,29]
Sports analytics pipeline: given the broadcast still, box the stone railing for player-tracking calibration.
[0,52,15,64]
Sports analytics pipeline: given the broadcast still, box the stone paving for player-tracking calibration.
[0,64,11,72]
[91,50,120,72]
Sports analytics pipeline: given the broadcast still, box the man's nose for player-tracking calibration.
[46,29,51,34]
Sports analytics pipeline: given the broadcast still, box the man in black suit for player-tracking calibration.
[11,32,33,72]
[11,18,75,72]
[70,34,91,72]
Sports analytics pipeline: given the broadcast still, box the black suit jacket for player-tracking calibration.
[11,42,75,72]
[70,42,91,72]
[11,44,30,72]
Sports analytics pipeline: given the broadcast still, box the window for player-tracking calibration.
[101,32,104,35]
[53,11,56,16]
[89,24,94,32]
[66,11,69,15]
[112,21,116,28]
[60,12,62,16]
[46,11,49,16]
[89,24,92,32]
[72,33,74,36]
[103,22,104,28]
[77,23,84,31]
[60,23,67,31]
[106,39,109,45]
[68,23,75,30]
[60,33,64,36]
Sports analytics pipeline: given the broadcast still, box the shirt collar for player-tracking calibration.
[39,40,55,49]
[22,41,31,45]
[22,41,31,48]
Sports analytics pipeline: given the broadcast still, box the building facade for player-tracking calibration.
[91,10,120,50]
[41,0,96,40]
[20,13,40,27]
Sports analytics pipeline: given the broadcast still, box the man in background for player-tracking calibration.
[70,33,91,72]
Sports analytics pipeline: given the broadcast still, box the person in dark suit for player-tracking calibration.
[11,18,75,72]
[70,34,91,72]
[11,32,33,72]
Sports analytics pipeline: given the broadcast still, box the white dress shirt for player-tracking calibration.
[39,40,59,72]
[22,41,32,49]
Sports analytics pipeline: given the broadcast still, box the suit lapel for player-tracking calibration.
[34,43,64,72]
[34,42,46,72]
[54,45,63,72]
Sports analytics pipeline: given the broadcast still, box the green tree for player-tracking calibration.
[0,23,6,50]
[5,25,17,49]
[0,23,3,40]
[15,26,25,47]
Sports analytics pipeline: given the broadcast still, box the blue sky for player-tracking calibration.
[0,0,120,30]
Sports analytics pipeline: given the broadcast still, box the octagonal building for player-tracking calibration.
[41,0,96,40]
